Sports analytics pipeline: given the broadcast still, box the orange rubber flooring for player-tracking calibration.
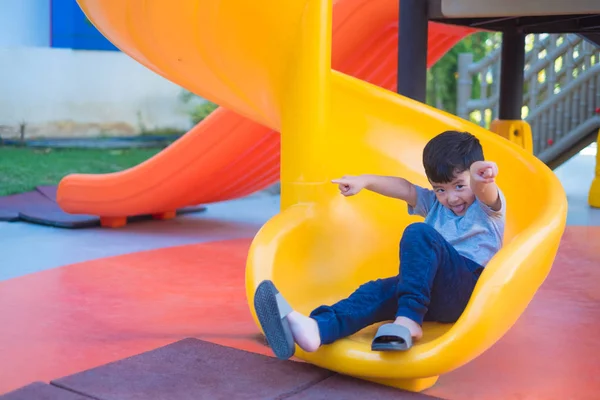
[1,227,599,399]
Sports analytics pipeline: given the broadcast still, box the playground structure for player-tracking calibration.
[50,0,600,393]
[457,33,600,169]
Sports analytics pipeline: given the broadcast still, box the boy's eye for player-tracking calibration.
[435,189,445,193]
[456,185,465,190]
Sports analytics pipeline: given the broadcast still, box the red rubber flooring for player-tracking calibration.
[1,227,599,399]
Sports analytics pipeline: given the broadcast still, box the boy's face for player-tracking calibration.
[429,170,476,216]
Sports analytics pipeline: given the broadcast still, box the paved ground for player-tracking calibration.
[0,193,279,281]
[553,145,600,225]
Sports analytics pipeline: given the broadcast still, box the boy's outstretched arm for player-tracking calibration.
[331,174,417,207]
[470,161,501,211]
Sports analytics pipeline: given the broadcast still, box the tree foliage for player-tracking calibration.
[426,32,500,114]
[179,91,218,125]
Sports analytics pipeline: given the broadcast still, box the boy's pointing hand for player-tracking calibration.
[331,175,367,196]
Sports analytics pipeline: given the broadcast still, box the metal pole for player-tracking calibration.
[457,52,474,119]
[498,31,526,119]
[397,0,428,102]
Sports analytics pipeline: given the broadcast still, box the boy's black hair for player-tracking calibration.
[423,130,484,183]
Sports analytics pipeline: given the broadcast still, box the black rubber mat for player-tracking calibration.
[0,382,92,399]
[0,186,206,229]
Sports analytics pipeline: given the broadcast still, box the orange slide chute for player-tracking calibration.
[57,0,473,217]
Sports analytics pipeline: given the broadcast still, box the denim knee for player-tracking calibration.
[400,222,436,245]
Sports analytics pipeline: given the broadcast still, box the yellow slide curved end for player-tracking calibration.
[246,74,567,389]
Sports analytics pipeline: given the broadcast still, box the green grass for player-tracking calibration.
[0,147,161,196]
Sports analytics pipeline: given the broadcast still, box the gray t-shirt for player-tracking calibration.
[407,185,506,266]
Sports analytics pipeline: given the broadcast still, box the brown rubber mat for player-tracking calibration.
[47,338,440,399]
[52,338,333,399]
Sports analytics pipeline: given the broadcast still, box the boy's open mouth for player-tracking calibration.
[451,203,466,214]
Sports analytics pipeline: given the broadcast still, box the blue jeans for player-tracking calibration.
[310,222,483,345]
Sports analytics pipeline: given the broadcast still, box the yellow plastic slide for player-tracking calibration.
[76,0,567,391]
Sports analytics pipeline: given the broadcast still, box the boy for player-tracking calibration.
[254,130,505,359]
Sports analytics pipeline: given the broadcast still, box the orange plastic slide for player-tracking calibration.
[57,0,474,219]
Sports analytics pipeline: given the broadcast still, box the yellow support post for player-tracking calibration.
[489,119,533,153]
[588,129,600,208]
[279,0,333,210]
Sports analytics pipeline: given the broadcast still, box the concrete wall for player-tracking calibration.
[0,47,192,138]
[0,0,194,139]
